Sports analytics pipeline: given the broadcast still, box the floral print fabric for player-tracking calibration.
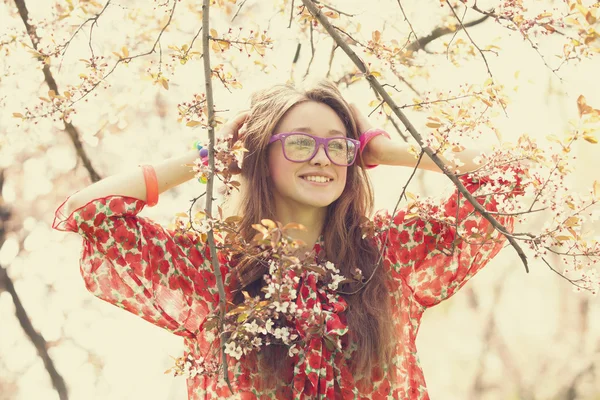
[52,167,524,399]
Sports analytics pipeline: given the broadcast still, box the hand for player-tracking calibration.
[349,103,373,135]
[220,111,250,144]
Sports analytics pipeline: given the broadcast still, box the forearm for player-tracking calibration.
[364,136,483,173]
[64,149,200,213]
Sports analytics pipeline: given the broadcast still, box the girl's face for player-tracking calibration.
[267,101,349,211]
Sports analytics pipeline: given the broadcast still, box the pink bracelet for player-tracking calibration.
[359,128,391,169]
[141,165,158,207]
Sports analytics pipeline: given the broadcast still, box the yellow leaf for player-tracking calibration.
[577,94,592,117]
[261,219,276,230]
[426,122,441,128]
[565,216,580,227]
[382,103,392,116]
[122,46,129,57]
[161,78,169,90]
[372,30,381,43]
[593,180,600,200]
[564,17,580,26]
[251,224,268,235]
[48,90,56,98]
[175,212,188,218]
[583,134,597,144]
[186,120,202,127]
[481,98,493,107]
[554,235,573,241]
[210,28,218,38]
[12,112,23,118]
[546,134,561,143]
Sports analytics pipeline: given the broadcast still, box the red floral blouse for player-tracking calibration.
[52,167,524,399]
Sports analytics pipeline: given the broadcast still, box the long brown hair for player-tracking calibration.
[232,80,394,377]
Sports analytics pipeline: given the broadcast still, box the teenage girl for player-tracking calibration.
[53,80,523,399]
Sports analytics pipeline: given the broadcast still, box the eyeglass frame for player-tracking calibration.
[268,132,360,166]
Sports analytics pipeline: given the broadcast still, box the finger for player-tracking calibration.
[227,111,251,142]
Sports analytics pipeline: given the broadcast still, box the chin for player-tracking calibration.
[301,195,340,209]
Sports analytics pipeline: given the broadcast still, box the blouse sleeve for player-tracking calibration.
[379,166,526,308]
[52,195,229,338]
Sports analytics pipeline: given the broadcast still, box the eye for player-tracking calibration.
[288,136,314,147]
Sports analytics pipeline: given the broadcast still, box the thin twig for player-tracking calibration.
[303,23,315,78]
[445,0,493,79]
[183,26,203,59]
[201,0,233,393]
[231,0,248,22]
[288,0,295,28]
[301,0,530,273]
[396,0,420,50]
[469,4,564,80]
[312,0,355,17]
[69,0,177,106]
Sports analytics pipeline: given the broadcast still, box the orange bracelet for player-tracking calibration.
[141,165,158,207]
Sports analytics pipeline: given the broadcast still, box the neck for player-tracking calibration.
[273,201,327,249]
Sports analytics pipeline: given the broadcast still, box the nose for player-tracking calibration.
[310,143,331,166]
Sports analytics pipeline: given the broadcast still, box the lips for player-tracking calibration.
[298,172,335,180]
[299,176,332,185]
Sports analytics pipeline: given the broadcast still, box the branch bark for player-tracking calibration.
[201,0,233,392]
[300,0,530,273]
[406,13,489,53]
[0,169,69,400]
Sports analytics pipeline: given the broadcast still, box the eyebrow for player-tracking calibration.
[291,127,347,137]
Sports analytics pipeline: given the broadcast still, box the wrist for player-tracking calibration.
[359,128,391,169]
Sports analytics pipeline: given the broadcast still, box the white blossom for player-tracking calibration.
[265,319,274,333]
[288,344,300,357]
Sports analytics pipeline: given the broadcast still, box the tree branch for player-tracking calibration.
[301,0,530,273]
[14,0,101,182]
[0,170,68,400]
[201,0,233,393]
[405,12,489,53]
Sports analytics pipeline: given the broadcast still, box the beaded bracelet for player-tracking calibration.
[192,140,210,184]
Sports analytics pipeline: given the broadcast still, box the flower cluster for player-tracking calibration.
[190,135,247,197]
[222,257,347,361]
[164,353,220,379]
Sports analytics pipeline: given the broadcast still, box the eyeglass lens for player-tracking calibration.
[283,134,356,165]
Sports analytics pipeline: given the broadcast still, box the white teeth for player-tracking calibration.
[302,176,331,183]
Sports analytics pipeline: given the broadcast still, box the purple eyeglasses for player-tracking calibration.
[269,132,360,166]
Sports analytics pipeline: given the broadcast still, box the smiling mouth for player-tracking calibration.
[300,176,333,184]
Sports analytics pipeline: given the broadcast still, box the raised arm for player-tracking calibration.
[53,113,249,337]
[63,111,249,215]
[63,149,199,215]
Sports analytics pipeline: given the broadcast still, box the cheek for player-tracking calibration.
[337,168,348,187]
[268,147,296,187]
